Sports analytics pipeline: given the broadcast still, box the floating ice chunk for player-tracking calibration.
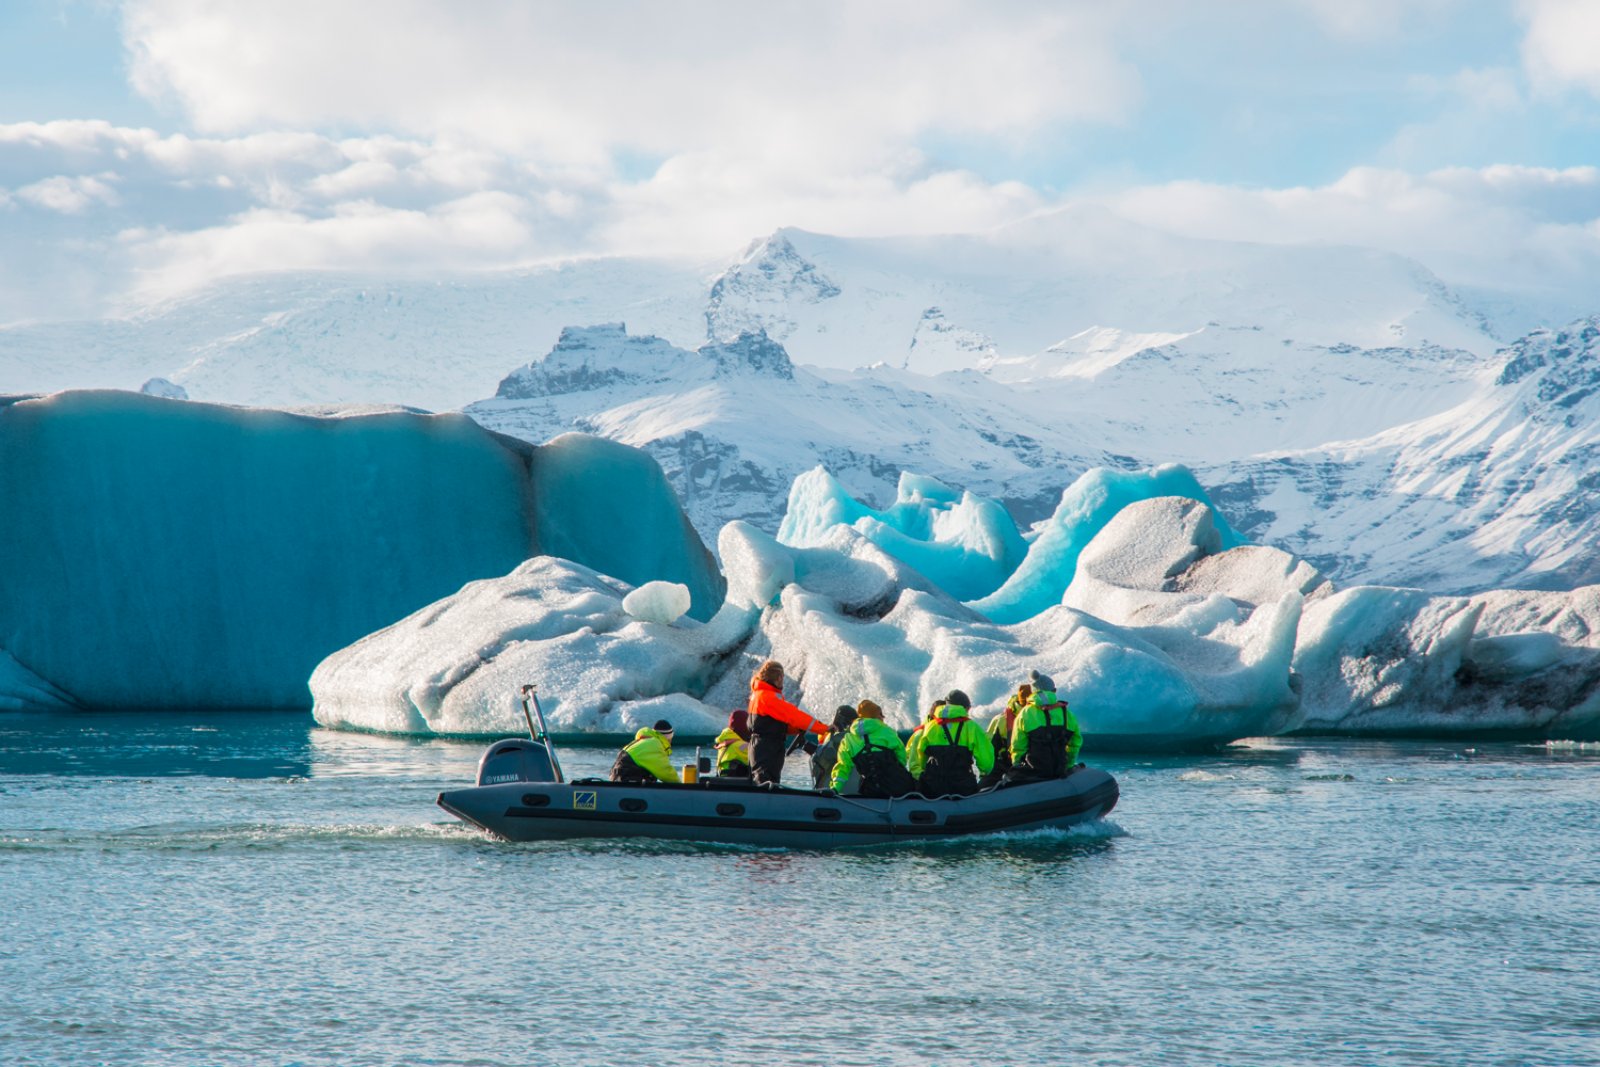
[1064,496,1328,632]
[1295,586,1479,729]
[970,464,1246,623]
[311,557,755,736]
[897,471,961,506]
[622,581,692,625]
[607,693,727,738]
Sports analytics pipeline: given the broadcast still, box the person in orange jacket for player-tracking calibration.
[746,659,829,786]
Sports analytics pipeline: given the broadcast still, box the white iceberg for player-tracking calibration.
[311,557,754,736]
[622,581,693,625]
[313,511,1303,747]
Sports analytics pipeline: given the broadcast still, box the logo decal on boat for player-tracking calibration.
[573,790,597,811]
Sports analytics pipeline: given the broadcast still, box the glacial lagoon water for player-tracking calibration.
[2,713,1597,1067]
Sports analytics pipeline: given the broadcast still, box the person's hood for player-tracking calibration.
[635,726,672,747]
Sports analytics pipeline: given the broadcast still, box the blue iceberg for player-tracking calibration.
[0,392,722,710]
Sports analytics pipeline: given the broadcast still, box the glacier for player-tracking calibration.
[0,391,723,710]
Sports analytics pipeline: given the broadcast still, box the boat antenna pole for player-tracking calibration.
[521,683,566,784]
[518,685,539,741]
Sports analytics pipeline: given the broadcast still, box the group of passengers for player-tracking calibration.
[610,659,1082,799]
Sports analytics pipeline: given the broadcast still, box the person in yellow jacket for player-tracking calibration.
[830,699,916,797]
[1007,670,1082,782]
[907,691,994,797]
[609,720,679,784]
[714,710,752,777]
[980,681,1031,787]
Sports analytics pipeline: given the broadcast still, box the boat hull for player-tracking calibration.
[438,768,1118,848]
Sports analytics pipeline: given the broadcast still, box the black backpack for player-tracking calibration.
[852,726,916,798]
[1012,704,1071,781]
[918,720,978,797]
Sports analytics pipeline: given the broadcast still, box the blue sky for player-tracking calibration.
[0,0,1597,321]
[0,2,158,127]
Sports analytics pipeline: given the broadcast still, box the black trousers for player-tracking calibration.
[748,727,787,785]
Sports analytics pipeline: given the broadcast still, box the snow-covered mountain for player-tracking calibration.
[3,205,1508,408]
[469,324,1114,536]
[470,315,1600,596]
[0,259,715,410]
[705,208,1501,373]
[1207,318,1600,592]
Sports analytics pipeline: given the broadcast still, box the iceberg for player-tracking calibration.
[0,392,723,710]
[311,557,754,736]
[313,514,1303,747]
[1294,584,1600,736]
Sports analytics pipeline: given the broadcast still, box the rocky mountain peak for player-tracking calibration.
[704,230,842,344]
[1493,317,1600,413]
[494,323,691,399]
[700,329,795,380]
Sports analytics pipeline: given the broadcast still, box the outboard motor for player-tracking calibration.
[475,738,561,786]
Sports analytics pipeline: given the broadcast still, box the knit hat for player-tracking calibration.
[1029,669,1056,693]
[756,659,784,687]
[945,689,971,709]
[653,719,675,739]
[856,698,883,719]
[831,705,858,731]
[728,709,750,740]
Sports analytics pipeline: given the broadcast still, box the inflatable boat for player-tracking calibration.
[437,735,1120,848]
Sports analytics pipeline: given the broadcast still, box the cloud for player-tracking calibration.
[1103,164,1600,304]
[1290,0,1459,40]
[122,192,538,299]
[0,117,1062,315]
[2,4,1599,325]
[15,173,121,213]
[121,0,1141,171]
[1520,0,1600,96]
[596,150,1046,256]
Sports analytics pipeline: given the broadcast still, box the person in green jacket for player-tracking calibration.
[908,691,994,797]
[610,720,680,784]
[1007,671,1081,783]
[830,699,916,797]
[980,681,1032,788]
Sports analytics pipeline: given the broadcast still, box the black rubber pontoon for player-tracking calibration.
[438,738,1118,847]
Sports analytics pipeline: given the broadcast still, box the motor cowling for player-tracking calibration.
[475,738,560,786]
